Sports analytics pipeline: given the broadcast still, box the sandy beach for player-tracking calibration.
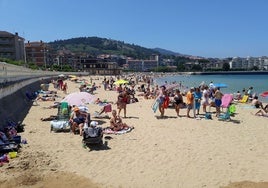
[0,76,267,188]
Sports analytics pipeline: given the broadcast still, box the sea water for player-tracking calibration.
[155,74,268,103]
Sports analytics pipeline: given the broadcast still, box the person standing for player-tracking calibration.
[157,86,169,118]
[62,82,68,94]
[174,89,184,117]
[214,87,224,117]
[186,87,194,118]
[193,87,202,116]
[117,91,128,118]
[201,85,210,113]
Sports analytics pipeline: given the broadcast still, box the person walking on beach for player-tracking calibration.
[186,87,194,118]
[157,86,170,118]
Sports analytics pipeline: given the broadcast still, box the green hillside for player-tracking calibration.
[48,37,160,59]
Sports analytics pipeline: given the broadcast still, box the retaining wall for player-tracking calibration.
[0,78,51,130]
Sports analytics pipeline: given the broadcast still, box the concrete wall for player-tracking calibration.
[0,78,51,130]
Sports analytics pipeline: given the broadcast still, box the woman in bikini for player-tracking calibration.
[109,110,131,131]
[174,89,184,117]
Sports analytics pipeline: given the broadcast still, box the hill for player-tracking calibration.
[153,48,182,56]
[48,37,160,59]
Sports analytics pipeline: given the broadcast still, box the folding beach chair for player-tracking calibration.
[218,104,236,121]
[94,104,112,118]
[50,102,71,132]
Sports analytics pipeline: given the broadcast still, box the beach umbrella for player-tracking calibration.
[260,91,268,98]
[213,83,228,88]
[113,79,129,85]
[61,92,96,106]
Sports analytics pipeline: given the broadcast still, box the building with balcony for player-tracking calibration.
[81,58,122,75]
[0,31,25,61]
[25,41,53,67]
[127,59,158,71]
[229,56,268,70]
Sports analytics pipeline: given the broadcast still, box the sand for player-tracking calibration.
[0,76,267,188]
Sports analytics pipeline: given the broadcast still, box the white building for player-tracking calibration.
[229,56,268,70]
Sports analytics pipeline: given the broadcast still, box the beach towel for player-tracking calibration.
[221,94,233,108]
[103,104,112,113]
[50,120,70,131]
[103,127,134,135]
[152,99,160,113]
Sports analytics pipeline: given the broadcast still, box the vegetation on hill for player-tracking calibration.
[49,37,160,59]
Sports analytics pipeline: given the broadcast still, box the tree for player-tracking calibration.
[222,62,230,71]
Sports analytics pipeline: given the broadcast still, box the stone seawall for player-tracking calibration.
[0,78,51,130]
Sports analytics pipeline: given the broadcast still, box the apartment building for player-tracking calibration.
[230,56,268,70]
[0,31,25,62]
[25,41,53,67]
[127,59,158,71]
[81,58,122,75]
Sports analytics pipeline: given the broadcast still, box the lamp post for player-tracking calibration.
[18,38,26,66]
[23,40,26,66]
[41,49,48,69]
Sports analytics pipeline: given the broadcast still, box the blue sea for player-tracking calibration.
[155,74,268,103]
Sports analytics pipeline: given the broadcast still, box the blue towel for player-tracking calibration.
[152,100,159,113]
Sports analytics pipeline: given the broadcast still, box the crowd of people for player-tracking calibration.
[46,75,268,138]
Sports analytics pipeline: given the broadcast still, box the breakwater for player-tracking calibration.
[189,71,268,75]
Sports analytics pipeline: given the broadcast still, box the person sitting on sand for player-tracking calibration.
[251,96,264,109]
[254,109,268,117]
[234,91,242,100]
[109,110,132,131]
[69,107,90,136]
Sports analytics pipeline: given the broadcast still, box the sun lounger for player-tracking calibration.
[239,95,249,103]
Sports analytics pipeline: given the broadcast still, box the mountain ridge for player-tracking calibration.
[48,36,188,59]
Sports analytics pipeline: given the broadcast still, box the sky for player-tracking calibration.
[1,0,268,58]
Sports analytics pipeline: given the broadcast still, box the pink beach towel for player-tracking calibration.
[221,94,233,108]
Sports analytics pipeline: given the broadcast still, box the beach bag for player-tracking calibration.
[50,120,69,130]
[205,113,212,120]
